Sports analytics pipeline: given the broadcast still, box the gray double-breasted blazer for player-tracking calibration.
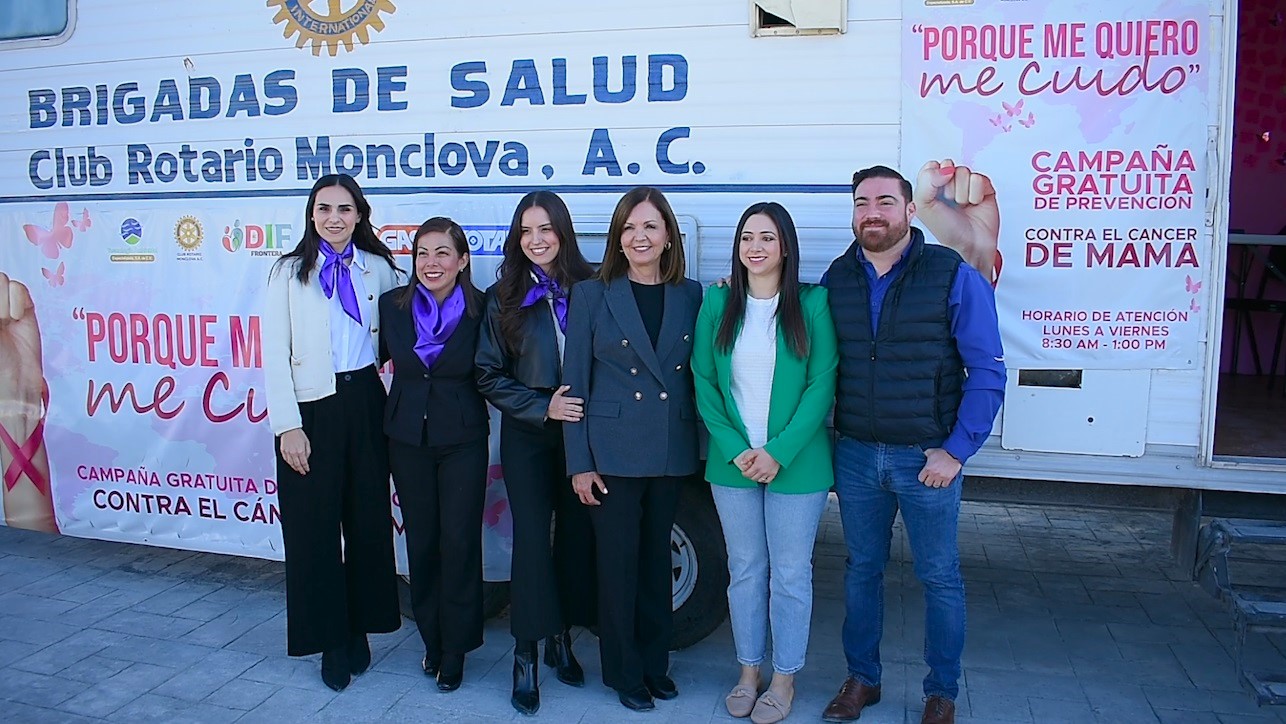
[562,276,703,479]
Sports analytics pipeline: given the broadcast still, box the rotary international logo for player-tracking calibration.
[174,215,205,261]
[267,0,397,56]
[175,216,204,250]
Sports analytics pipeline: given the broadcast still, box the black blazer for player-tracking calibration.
[562,276,703,478]
[378,289,488,447]
[475,285,563,428]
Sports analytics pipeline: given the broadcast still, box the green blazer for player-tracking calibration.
[691,283,838,494]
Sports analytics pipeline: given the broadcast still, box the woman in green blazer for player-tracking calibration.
[691,202,838,724]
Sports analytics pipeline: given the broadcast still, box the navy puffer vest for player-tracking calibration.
[824,229,964,445]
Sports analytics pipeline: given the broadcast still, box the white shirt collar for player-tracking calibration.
[350,246,368,271]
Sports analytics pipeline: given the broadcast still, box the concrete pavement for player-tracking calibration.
[1,496,1284,723]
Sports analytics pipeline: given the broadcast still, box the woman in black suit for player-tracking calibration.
[379,217,487,692]
[476,191,597,715]
[562,187,703,712]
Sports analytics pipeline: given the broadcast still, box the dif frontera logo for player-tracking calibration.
[223,220,291,257]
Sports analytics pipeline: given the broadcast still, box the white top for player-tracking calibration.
[549,298,566,363]
[532,271,566,363]
[730,293,778,449]
[263,248,400,435]
[328,247,376,373]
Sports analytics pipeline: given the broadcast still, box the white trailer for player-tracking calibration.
[0,0,1276,645]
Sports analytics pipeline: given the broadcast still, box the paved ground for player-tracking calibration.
[1,497,1284,724]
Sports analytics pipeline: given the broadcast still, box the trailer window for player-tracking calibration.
[751,0,845,37]
[0,0,74,46]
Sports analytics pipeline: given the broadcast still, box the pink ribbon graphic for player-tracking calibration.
[0,386,49,496]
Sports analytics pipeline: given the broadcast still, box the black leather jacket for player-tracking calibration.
[475,284,563,427]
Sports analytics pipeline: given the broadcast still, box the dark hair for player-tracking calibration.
[851,165,913,203]
[715,202,809,358]
[276,173,399,283]
[599,186,686,284]
[395,217,482,318]
[494,191,594,352]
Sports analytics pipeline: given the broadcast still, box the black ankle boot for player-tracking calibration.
[320,647,351,691]
[543,629,585,687]
[511,640,540,715]
[347,633,371,675]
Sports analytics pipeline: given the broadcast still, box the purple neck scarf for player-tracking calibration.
[412,283,466,369]
[319,242,362,325]
[520,266,568,332]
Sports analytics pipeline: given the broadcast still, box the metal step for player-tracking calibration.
[1243,672,1286,706]
[1233,593,1286,630]
[1195,519,1286,602]
[1215,519,1286,546]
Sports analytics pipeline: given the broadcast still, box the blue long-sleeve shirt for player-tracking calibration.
[827,244,1006,463]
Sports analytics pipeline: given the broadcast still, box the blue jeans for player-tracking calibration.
[833,436,965,700]
[710,484,829,674]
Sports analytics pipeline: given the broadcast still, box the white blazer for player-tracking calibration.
[263,251,402,436]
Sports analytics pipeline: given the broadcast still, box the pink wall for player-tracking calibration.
[1228,0,1286,235]
[1220,0,1286,375]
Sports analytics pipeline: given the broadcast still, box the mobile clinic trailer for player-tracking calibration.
[0,0,1279,646]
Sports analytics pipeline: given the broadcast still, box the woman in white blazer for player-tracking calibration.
[263,173,404,692]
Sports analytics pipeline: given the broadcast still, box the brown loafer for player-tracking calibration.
[822,677,881,722]
[921,695,955,724]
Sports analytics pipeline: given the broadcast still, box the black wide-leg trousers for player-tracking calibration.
[276,365,401,657]
[501,416,598,642]
[590,474,680,691]
[389,436,489,656]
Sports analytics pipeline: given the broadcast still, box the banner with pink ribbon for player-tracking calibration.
[901,0,1211,369]
[0,202,513,580]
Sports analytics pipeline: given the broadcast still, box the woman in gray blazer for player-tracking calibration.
[562,186,703,712]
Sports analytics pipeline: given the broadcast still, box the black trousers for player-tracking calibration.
[502,416,597,641]
[276,366,401,657]
[389,435,489,656]
[590,475,680,691]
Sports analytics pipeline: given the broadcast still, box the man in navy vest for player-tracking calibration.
[820,165,1006,724]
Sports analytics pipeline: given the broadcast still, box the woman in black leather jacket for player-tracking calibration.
[475,191,598,716]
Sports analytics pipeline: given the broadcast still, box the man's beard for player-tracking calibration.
[856,219,909,254]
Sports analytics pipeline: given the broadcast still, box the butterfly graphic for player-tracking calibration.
[1190,298,1201,313]
[23,201,75,259]
[1185,274,1202,294]
[70,207,91,232]
[1018,112,1036,128]
[42,262,66,288]
[1002,99,1025,117]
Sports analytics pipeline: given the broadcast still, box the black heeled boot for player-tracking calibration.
[543,629,585,687]
[348,633,371,675]
[436,652,464,691]
[320,646,351,692]
[511,639,540,715]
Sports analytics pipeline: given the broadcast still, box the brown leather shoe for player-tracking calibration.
[821,677,881,722]
[921,695,955,724]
